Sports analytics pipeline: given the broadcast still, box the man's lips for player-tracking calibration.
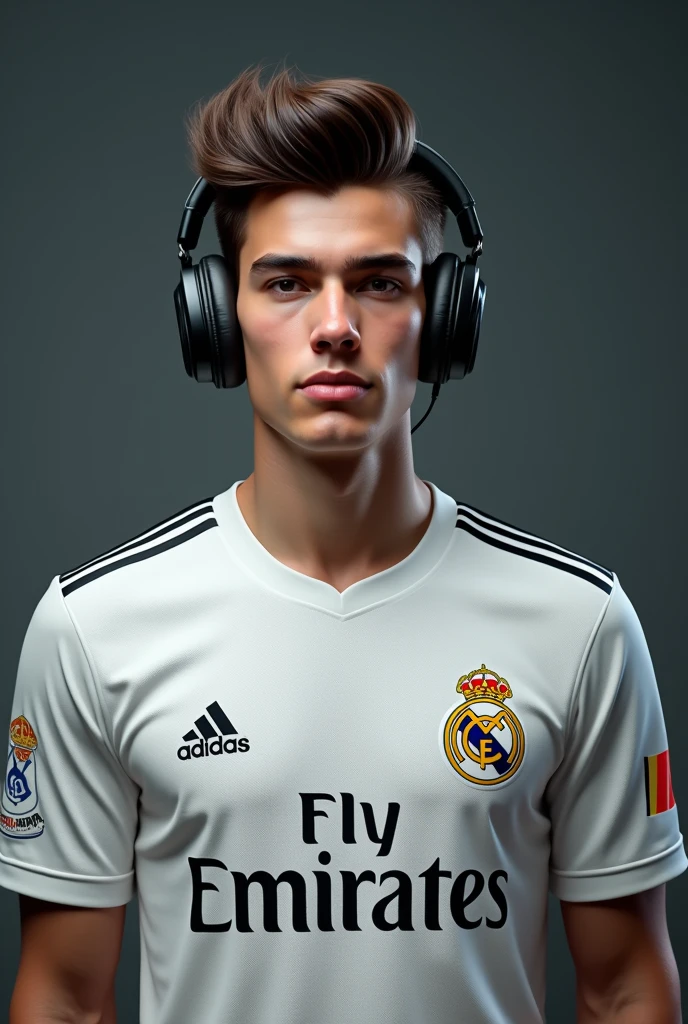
[299,373,371,388]
[298,383,371,402]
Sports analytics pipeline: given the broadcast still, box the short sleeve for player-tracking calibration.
[547,574,688,901]
[0,576,139,906]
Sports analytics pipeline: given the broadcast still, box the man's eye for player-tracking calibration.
[267,278,306,293]
[365,278,400,294]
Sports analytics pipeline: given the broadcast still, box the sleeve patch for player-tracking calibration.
[644,749,676,816]
[1,714,45,839]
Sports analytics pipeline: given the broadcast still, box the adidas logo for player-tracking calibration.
[177,700,250,761]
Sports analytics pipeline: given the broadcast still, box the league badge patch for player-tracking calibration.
[0,715,45,839]
[439,664,525,786]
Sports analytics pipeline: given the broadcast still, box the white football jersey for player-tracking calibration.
[1,478,686,1024]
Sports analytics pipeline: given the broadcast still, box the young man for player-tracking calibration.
[1,67,685,1024]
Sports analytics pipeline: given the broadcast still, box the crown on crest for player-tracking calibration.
[456,664,512,703]
[10,715,38,749]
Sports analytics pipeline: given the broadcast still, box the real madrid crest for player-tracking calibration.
[439,664,525,786]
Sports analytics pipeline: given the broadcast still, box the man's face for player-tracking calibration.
[235,184,426,454]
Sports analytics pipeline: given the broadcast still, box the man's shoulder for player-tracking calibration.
[57,493,220,606]
[451,498,615,600]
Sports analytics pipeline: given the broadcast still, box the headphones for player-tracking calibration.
[173,140,485,434]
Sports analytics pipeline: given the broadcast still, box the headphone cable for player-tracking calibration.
[410,381,441,435]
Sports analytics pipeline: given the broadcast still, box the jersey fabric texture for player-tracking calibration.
[1,478,686,1024]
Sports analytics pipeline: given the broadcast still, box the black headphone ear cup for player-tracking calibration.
[418,252,461,384]
[174,263,208,381]
[418,252,485,384]
[453,260,485,378]
[173,254,246,388]
[196,255,246,389]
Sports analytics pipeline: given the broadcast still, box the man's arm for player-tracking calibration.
[560,883,682,1024]
[9,894,126,1024]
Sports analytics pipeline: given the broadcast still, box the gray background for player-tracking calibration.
[1,0,686,1019]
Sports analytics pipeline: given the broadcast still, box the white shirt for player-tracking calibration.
[2,478,686,1024]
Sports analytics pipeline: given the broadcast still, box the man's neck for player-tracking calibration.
[235,427,433,594]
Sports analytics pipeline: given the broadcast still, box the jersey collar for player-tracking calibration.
[212,479,458,617]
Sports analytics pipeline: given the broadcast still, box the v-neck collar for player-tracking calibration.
[212,479,458,617]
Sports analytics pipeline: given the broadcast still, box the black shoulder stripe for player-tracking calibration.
[455,515,613,595]
[59,498,215,583]
[456,504,613,581]
[61,517,218,597]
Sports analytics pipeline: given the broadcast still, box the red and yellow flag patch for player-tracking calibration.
[644,749,675,816]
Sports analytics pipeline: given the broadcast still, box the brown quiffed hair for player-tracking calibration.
[185,65,446,277]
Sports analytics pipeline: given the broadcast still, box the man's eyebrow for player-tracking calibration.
[249,252,417,274]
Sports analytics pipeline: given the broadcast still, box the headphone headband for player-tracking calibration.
[407,142,483,253]
[176,140,483,260]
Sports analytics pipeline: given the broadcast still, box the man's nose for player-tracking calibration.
[309,279,361,349]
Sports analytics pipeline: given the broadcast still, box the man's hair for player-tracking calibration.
[185,65,447,278]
